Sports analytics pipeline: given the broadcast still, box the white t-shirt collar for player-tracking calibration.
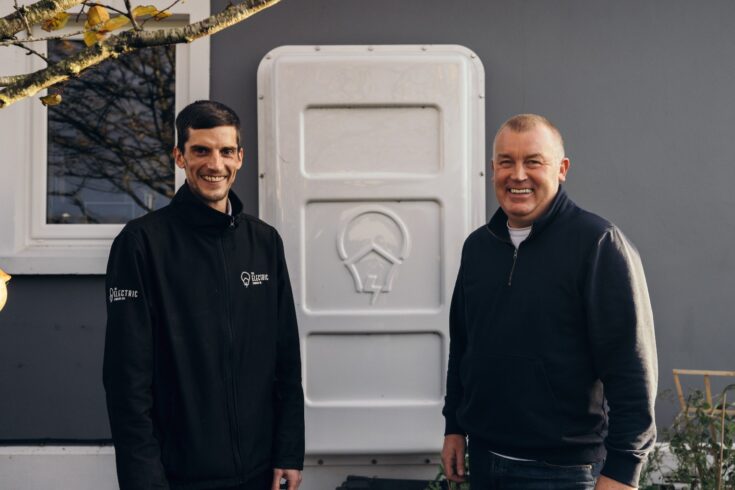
[507,221,531,249]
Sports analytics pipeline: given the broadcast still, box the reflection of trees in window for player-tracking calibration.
[47,40,175,224]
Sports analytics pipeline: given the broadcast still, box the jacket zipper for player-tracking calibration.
[487,227,524,287]
[508,248,518,286]
[220,233,243,476]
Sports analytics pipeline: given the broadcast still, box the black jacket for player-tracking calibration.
[103,184,304,490]
[443,188,657,487]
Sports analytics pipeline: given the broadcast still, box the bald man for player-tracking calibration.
[441,114,657,489]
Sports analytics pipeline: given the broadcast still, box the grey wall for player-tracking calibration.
[1,0,733,440]
[0,276,107,439]
[212,0,735,430]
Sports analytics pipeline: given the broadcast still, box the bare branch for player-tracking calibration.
[15,0,34,37]
[0,0,85,40]
[12,40,48,61]
[122,0,140,31]
[86,2,129,19]
[0,0,282,108]
[0,28,86,45]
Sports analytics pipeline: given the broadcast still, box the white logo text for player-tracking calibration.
[109,287,139,303]
[241,271,269,287]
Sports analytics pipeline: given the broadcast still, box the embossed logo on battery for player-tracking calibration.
[338,207,410,305]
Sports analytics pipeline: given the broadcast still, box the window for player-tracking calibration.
[46,40,176,225]
[0,1,209,273]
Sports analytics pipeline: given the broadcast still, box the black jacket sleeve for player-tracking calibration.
[585,227,658,487]
[272,233,305,470]
[443,261,467,436]
[103,230,169,490]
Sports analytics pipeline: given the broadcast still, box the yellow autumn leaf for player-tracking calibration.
[102,16,131,32]
[83,30,96,45]
[153,10,172,20]
[40,94,63,106]
[41,12,70,32]
[87,5,110,27]
[132,5,158,18]
[83,29,105,46]
[0,268,11,312]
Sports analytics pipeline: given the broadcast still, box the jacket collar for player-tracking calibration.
[170,182,244,230]
[487,186,572,242]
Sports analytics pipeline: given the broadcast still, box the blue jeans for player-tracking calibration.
[468,444,603,489]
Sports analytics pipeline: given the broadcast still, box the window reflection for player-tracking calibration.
[46,40,175,224]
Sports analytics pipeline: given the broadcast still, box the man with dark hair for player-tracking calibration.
[174,99,242,153]
[441,114,657,489]
[104,100,304,490]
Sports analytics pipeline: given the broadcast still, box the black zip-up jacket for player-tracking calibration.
[443,188,657,487]
[103,183,304,490]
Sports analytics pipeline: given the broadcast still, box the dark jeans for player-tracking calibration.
[468,443,603,489]
[216,470,273,490]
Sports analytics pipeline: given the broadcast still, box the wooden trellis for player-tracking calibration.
[673,369,735,415]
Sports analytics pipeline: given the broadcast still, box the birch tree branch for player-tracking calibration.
[0,73,24,85]
[0,0,85,40]
[0,0,281,108]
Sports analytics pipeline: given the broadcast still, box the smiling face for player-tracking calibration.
[492,124,570,228]
[174,126,243,213]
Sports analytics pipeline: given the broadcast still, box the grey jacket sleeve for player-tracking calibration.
[585,227,658,487]
[103,230,168,490]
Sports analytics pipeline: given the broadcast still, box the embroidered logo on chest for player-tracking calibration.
[241,271,269,287]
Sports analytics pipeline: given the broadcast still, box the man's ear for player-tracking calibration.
[558,157,570,182]
[236,147,244,169]
[173,147,185,169]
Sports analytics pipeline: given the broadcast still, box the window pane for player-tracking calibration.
[47,40,175,224]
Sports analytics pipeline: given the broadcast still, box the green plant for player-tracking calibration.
[426,455,470,490]
[639,443,665,490]
[658,386,735,489]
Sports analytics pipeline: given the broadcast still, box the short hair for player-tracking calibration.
[175,100,241,152]
[493,113,565,157]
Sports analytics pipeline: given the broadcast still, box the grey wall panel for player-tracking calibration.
[1,0,733,439]
[0,276,108,438]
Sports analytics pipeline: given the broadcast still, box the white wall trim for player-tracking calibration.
[0,1,209,274]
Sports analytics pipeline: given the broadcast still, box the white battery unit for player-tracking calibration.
[257,45,485,454]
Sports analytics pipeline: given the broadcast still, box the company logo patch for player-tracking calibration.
[241,271,269,287]
[109,287,139,303]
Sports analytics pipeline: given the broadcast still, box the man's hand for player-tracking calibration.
[272,468,302,490]
[441,434,467,483]
[595,475,636,490]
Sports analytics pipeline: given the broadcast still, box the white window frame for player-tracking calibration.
[0,0,209,274]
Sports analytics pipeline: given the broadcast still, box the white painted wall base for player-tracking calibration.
[1,445,686,489]
[0,447,440,490]
[0,447,118,490]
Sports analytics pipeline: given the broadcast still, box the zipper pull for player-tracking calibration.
[508,248,518,286]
